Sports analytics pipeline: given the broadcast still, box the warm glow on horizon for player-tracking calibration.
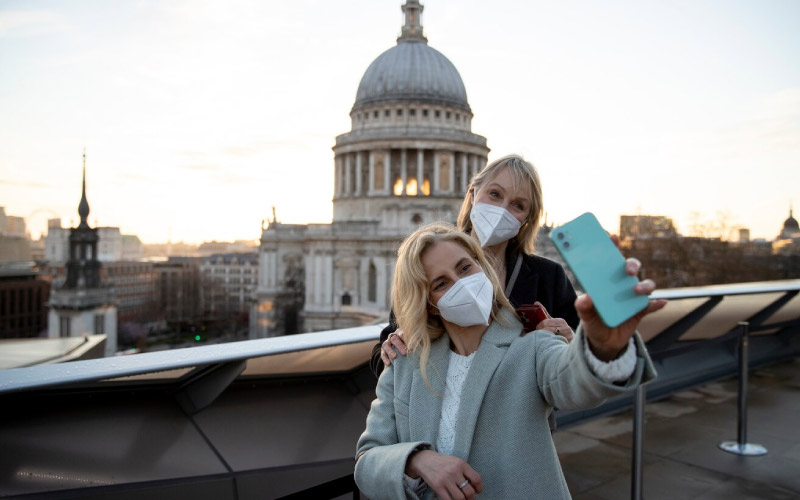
[0,0,798,243]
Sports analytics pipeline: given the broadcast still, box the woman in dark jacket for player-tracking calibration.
[370,155,581,378]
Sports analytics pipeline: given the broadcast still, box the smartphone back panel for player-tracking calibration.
[549,212,649,328]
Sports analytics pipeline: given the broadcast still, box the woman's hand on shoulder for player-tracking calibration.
[380,328,408,366]
[406,449,483,500]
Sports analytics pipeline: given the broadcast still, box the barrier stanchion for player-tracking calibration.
[632,384,645,500]
[718,321,767,456]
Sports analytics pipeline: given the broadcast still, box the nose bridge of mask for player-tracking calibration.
[474,202,504,225]
[471,203,522,247]
[438,272,484,307]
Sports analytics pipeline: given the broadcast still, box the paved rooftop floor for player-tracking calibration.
[556,357,800,500]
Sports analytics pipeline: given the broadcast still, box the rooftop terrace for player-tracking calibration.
[0,280,798,499]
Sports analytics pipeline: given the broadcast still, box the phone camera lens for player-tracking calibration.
[557,232,564,240]
[563,241,570,249]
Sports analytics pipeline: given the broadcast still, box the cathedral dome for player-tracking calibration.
[353,41,470,111]
[783,210,799,232]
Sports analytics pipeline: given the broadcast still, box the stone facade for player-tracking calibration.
[251,1,490,337]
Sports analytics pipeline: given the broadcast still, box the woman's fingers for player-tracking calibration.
[380,343,392,366]
[534,317,573,341]
[625,257,642,276]
[381,329,409,366]
[391,329,408,355]
[634,279,656,296]
[464,465,483,493]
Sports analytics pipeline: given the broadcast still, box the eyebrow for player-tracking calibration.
[430,257,471,288]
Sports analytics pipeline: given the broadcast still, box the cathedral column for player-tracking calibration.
[472,155,479,179]
[462,154,469,193]
[324,253,333,306]
[400,149,407,195]
[304,254,313,306]
[333,155,342,198]
[450,151,456,193]
[355,152,362,194]
[313,252,323,306]
[417,149,424,196]
[368,152,374,195]
[344,154,352,196]
[269,251,278,288]
[433,151,440,193]
[385,149,391,192]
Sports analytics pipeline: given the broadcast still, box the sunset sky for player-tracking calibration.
[1,0,798,244]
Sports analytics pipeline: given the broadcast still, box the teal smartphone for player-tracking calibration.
[549,212,649,328]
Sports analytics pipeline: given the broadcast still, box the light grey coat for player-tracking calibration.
[354,314,656,499]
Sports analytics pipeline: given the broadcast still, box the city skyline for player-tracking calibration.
[1,0,798,244]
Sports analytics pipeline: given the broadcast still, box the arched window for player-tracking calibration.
[341,292,352,306]
[406,178,418,196]
[421,176,431,196]
[368,263,377,303]
[393,177,404,195]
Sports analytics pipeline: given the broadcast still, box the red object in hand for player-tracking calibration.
[516,303,547,332]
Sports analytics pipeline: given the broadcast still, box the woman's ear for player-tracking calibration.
[469,187,476,205]
[427,301,439,316]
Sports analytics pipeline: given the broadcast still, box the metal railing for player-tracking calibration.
[1,280,798,499]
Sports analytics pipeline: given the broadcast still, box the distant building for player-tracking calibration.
[0,264,50,339]
[97,227,122,261]
[0,207,32,263]
[197,240,255,256]
[30,237,45,262]
[200,253,258,318]
[620,210,799,287]
[48,154,118,356]
[737,228,750,243]
[0,235,32,263]
[45,218,70,263]
[101,261,157,324]
[121,234,143,260]
[46,219,143,263]
[0,207,27,237]
[252,1,491,337]
[142,241,200,258]
[777,206,800,240]
[154,257,203,324]
[620,215,677,240]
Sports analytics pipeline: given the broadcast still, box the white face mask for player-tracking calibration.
[469,202,522,247]
[435,272,494,327]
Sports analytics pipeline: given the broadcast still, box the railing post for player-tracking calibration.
[631,384,646,500]
[718,321,767,456]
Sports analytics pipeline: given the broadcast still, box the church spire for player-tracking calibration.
[397,0,427,43]
[78,149,90,228]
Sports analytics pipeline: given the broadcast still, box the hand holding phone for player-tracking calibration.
[516,303,548,332]
[549,212,649,328]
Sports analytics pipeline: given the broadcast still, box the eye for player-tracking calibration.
[489,190,501,199]
[460,262,472,274]
[433,280,447,291]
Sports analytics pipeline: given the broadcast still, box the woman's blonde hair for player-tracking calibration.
[392,222,515,386]
[456,154,543,254]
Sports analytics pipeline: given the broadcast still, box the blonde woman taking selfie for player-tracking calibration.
[355,222,664,499]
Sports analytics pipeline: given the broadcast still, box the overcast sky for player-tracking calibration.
[1,0,798,243]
